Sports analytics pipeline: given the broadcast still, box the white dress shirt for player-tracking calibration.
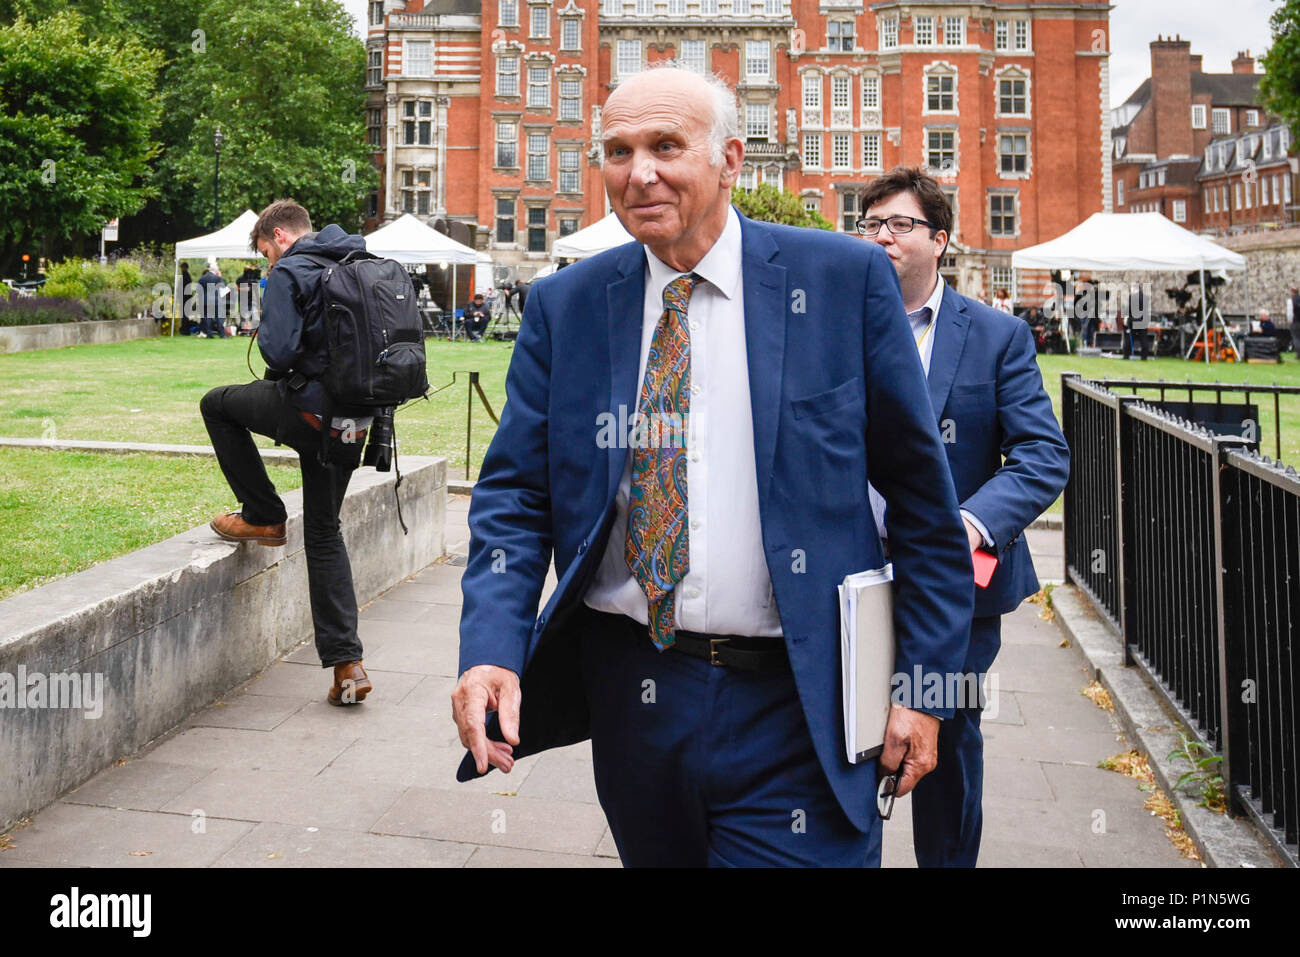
[869,275,994,548]
[583,207,783,637]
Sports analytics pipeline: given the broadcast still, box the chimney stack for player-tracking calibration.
[1150,36,1194,158]
[1190,54,1202,72]
[1233,50,1256,74]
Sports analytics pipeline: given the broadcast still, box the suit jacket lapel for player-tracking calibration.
[606,242,647,499]
[738,216,786,507]
[927,283,971,419]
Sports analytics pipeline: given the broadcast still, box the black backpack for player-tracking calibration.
[303,251,429,411]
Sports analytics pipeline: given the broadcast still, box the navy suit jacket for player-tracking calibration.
[926,284,1070,669]
[456,212,975,831]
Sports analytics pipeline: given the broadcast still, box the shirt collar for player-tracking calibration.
[912,273,945,322]
[643,205,742,301]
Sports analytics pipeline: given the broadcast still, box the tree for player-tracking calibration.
[162,0,376,235]
[0,12,162,273]
[1260,1,1300,136]
[730,183,834,230]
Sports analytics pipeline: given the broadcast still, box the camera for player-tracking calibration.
[363,407,395,472]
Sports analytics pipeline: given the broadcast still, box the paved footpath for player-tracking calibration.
[0,502,1195,868]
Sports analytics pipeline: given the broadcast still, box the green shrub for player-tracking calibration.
[40,258,147,300]
[0,281,9,297]
[0,292,86,326]
[84,288,150,321]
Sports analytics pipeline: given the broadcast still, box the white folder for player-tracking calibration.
[838,564,896,764]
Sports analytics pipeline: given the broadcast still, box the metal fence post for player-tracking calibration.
[1061,372,1079,587]
[1115,395,1142,666]
[1212,438,1253,817]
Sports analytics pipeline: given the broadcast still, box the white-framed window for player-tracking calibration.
[1247,109,1260,127]
[530,4,549,38]
[880,16,898,50]
[366,108,383,147]
[828,19,855,52]
[700,0,717,13]
[495,120,518,168]
[997,71,1028,115]
[802,131,822,169]
[926,68,956,112]
[526,206,548,252]
[734,0,750,13]
[990,265,1014,294]
[862,132,881,169]
[999,132,1028,175]
[1157,168,1166,186]
[841,191,859,233]
[746,40,770,80]
[400,168,434,216]
[1261,176,1270,206]
[367,49,383,86]
[558,147,581,193]
[561,17,581,50]
[402,99,433,145]
[1285,175,1292,205]
[803,194,820,215]
[497,55,520,96]
[803,72,822,111]
[636,0,652,15]
[617,39,641,77]
[1173,199,1187,222]
[527,65,551,108]
[1212,108,1230,134]
[994,20,1009,51]
[944,16,964,46]
[1273,173,1282,206]
[862,74,879,110]
[1235,181,1243,209]
[832,75,850,110]
[406,41,431,77]
[1192,104,1207,129]
[527,131,549,181]
[681,39,706,74]
[832,132,851,169]
[1116,179,1124,206]
[914,16,934,46]
[1013,20,1030,51]
[559,216,579,237]
[738,167,756,192]
[495,196,515,244]
[745,102,770,140]
[369,1,383,26]
[500,0,519,28]
[765,0,782,14]
[669,0,686,14]
[927,129,956,171]
[989,192,1017,236]
[559,77,582,120]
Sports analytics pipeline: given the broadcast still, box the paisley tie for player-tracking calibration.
[625,273,698,650]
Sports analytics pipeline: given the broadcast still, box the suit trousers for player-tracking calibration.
[909,615,1001,867]
[577,607,881,867]
[199,379,364,668]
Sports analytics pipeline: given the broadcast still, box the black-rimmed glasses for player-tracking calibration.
[856,215,937,237]
[877,768,902,820]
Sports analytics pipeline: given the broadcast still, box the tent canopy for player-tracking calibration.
[552,212,634,260]
[364,213,478,265]
[1011,212,1245,273]
[174,210,263,262]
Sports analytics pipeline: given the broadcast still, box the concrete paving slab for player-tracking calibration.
[516,750,601,805]
[146,725,357,775]
[161,767,407,832]
[395,674,458,715]
[0,804,253,868]
[212,821,476,868]
[465,846,621,868]
[373,787,609,855]
[981,756,1055,804]
[1015,687,1120,732]
[240,660,329,698]
[595,827,619,859]
[976,841,1083,867]
[387,581,464,606]
[62,759,214,813]
[184,693,310,732]
[361,632,460,677]
[315,740,536,791]
[358,597,431,623]
[983,689,1025,726]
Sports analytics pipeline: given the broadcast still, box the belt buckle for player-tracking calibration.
[709,637,729,666]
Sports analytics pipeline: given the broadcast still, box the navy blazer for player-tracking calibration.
[455,212,975,832]
[926,284,1070,657]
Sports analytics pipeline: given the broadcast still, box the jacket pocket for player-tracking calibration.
[791,376,864,420]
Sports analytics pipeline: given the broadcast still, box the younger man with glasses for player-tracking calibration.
[859,167,1070,866]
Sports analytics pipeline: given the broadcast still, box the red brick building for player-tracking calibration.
[364,0,1111,295]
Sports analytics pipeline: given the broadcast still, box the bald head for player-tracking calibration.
[604,65,739,165]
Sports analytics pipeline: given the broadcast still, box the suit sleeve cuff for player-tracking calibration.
[960,508,995,549]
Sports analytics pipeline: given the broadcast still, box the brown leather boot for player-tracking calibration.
[209,510,287,547]
[327,661,372,706]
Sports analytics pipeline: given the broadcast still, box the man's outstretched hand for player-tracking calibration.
[451,664,522,775]
[879,704,940,797]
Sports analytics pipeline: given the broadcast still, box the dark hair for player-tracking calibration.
[859,166,953,240]
[249,199,313,252]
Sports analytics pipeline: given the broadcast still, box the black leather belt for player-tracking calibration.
[667,631,791,673]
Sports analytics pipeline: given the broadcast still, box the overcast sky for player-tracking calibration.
[340,0,1279,109]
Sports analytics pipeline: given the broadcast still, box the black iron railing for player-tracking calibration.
[1063,373,1299,867]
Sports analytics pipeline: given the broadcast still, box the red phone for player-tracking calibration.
[972,549,998,589]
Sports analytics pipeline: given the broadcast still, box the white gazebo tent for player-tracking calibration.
[551,212,634,261]
[171,210,264,335]
[1012,212,1246,361]
[364,214,479,330]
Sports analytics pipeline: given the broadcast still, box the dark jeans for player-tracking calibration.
[200,313,228,337]
[199,379,363,667]
[462,310,489,340]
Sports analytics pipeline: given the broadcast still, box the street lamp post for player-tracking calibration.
[212,125,224,230]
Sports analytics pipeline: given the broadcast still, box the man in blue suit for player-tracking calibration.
[860,167,1070,867]
[450,67,975,866]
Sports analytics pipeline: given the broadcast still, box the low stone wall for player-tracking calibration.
[0,455,447,829]
[0,317,159,354]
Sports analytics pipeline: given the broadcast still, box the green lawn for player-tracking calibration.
[0,447,303,600]
[0,335,514,478]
